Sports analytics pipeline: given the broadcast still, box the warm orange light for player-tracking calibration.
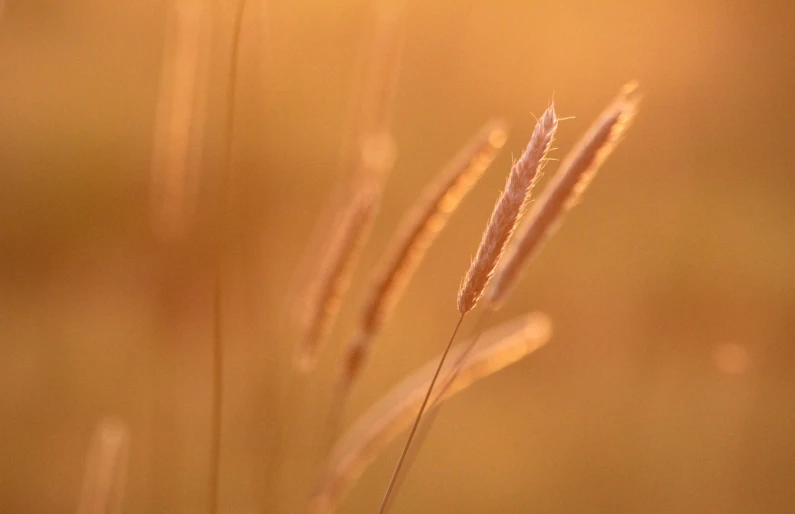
[713,342,751,375]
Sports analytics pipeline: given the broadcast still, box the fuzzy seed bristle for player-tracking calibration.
[457,104,558,314]
[487,83,641,309]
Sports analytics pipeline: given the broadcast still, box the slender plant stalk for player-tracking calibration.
[385,310,494,511]
[209,2,247,513]
[309,314,551,514]
[377,103,558,512]
[384,84,641,511]
[377,313,465,514]
[384,85,641,512]
[209,273,224,514]
[380,309,493,514]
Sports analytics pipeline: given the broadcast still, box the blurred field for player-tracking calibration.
[1,0,794,512]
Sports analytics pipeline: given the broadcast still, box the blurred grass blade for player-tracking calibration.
[290,0,406,347]
[149,0,212,241]
[308,313,552,514]
[342,120,509,390]
[77,418,130,514]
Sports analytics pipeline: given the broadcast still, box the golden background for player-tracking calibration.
[1,0,793,512]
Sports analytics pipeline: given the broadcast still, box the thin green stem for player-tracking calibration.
[377,313,466,514]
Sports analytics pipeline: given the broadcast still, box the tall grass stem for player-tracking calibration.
[377,313,466,513]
